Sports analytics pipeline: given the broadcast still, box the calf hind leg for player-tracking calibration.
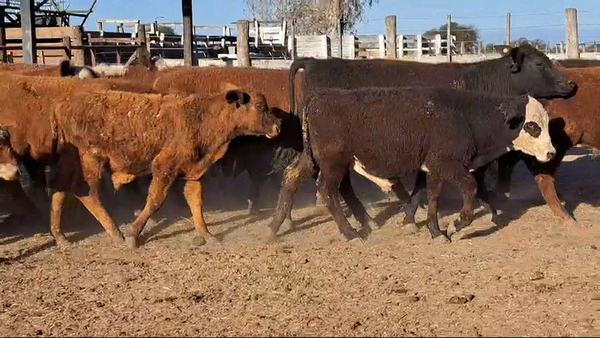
[267,153,312,239]
[125,173,176,249]
[339,173,379,237]
[317,167,362,241]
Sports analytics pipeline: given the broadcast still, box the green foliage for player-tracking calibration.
[244,0,379,35]
[157,25,176,36]
[424,21,480,51]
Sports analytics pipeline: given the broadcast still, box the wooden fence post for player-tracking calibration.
[434,34,441,56]
[378,35,385,58]
[385,15,396,58]
[397,34,404,57]
[446,14,452,62]
[72,26,85,66]
[62,36,71,59]
[0,27,6,62]
[565,8,580,59]
[237,20,250,67]
[416,34,422,60]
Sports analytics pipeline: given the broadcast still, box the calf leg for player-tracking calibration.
[316,168,362,241]
[49,191,69,248]
[447,171,479,236]
[267,153,312,238]
[247,174,268,215]
[400,170,427,232]
[183,180,219,247]
[495,152,522,198]
[77,154,125,244]
[338,173,379,237]
[472,164,499,224]
[125,173,176,249]
[424,178,450,243]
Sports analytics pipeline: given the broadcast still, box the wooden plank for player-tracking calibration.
[88,37,137,44]
[5,26,78,40]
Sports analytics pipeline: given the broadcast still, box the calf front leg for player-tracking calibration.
[425,178,450,243]
[183,180,219,247]
[494,152,522,198]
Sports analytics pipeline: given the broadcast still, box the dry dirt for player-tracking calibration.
[1,146,599,337]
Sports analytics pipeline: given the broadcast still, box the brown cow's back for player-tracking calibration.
[152,66,303,113]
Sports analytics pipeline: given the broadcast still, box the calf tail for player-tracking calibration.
[301,104,318,175]
[289,58,312,121]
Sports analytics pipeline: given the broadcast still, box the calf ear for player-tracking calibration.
[497,103,526,130]
[225,90,251,107]
[507,47,525,73]
[496,45,511,56]
[270,107,286,119]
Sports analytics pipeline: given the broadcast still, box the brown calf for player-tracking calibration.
[51,84,280,249]
[495,67,600,225]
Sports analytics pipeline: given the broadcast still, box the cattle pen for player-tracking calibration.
[0,2,600,338]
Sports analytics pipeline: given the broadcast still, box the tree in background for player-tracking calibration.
[157,25,176,36]
[511,37,549,51]
[243,0,379,35]
[424,22,480,52]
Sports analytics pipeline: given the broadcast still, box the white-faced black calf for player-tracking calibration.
[302,87,556,242]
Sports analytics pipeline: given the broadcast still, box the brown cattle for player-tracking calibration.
[0,76,281,249]
[492,67,600,225]
[0,126,18,181]
[152,66,305,213]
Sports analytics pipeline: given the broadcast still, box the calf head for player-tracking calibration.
[504,95,556,163]
[499,44,576,99]
[0,126,19,181]
[222,83,281,139]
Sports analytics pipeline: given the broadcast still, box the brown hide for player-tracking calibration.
[543,67,600,147]
[152,66,304,114]
[0,73,157,162]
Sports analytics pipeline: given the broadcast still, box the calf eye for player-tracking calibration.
[524,121,541,138]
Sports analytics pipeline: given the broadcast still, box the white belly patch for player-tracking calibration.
[420,164,430,173]
[352,156,393,193]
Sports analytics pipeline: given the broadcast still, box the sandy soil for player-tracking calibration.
[0,146,599,337]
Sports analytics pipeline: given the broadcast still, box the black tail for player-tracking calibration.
[288,57,314,122]
[301,103,319,177]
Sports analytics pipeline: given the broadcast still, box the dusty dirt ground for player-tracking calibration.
[1,146,599,337]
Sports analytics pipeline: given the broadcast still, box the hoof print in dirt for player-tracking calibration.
[448,294,475,304]
[529,271,545,281]
[408,295,420,302]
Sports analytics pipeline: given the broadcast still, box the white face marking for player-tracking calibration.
[0,163,18,181]
[353,156,393,193]
[511,96,556,163]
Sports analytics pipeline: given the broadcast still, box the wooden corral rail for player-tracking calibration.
[0,25,149,66]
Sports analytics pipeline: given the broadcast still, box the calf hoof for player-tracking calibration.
[265,233,280,244]
[190,234,220,248]
[357,226,371,239]
[110,232,126,246]
[401,215,416,226]
[447,222,458,237]
[125,236,139,249]
[563,218,579,227]
[432,234,451,244]
[282,218,296,231]
[341,228,362,242]
[348,236,365,246]
[54,234,71,250]
[400,223,419,234]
